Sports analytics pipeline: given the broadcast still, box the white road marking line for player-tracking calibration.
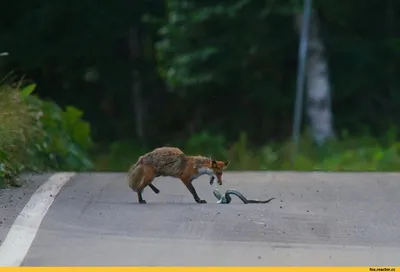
[0,172,76,267]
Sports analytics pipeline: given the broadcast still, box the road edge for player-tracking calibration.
[0,172,76,267]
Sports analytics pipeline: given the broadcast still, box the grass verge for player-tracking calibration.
[93,129,400,172]
[0,83,37,187]
[0,81,94,188]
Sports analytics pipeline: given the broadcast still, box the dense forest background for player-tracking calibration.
[1,0,400,184]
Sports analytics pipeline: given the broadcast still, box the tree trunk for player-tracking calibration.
[295,11,335,145]
[129,27,145,142]
[132,70,144,141]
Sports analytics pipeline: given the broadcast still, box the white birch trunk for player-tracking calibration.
[296,11,335,145]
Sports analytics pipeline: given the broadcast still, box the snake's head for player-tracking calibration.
[213,189,227,204]
[210,160,230,185]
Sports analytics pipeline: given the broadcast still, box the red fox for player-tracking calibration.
[127,147,230,204]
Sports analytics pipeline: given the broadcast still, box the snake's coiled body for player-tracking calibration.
[213,189,275,204]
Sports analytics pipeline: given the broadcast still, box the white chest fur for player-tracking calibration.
[189,167,214,181]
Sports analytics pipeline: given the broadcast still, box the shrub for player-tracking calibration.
[25,92,94,171]
[0,83,37,186]
[184,130,227,159]
[226,130,400,171]
[0,82,94,188]
[93,139,149,171]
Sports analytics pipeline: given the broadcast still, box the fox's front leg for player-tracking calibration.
[180,177,206,204]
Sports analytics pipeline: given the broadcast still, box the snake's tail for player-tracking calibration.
[247,197,276,204]
[222,190,276,204]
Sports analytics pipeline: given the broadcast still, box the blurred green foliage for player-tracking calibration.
[94,129,400,172]
[0,83,93,187]
[1,0,400,147]
[1,0,400,180]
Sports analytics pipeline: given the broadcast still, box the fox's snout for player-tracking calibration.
[210,175,223,185]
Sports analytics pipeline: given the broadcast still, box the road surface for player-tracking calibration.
[1,171,400,266]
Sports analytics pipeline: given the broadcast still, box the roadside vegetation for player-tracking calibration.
[94,129,400,172]
[2,80,400,188]
[2,1,400,187]
[0,81,93,188]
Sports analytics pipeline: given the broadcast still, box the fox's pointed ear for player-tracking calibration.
[211,160,217,168]
[224,160,230,168]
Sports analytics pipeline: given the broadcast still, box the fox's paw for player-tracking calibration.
[196,199,207,204]
[139,200,147,204]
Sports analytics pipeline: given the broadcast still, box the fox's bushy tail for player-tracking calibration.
[127,158,144,192]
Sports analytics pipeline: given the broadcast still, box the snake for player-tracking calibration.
[209,176,275,204]
[212,188,276,204]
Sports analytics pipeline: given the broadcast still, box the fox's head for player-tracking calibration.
[209,159,230,185]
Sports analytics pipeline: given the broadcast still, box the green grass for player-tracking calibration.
[0,84,37,187]
[92,129,400,172]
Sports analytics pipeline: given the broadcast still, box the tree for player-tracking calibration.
[295,8,335,145]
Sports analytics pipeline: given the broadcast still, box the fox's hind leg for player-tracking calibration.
[137,168,157,204]
[138,183,159,203]
[137,190,145,204]
[148,183,160,194]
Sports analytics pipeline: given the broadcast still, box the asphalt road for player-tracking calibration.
[1,171,400,266]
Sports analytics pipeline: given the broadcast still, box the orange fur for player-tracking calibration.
[127,147,229,204]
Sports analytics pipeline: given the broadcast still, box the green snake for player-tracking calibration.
[209,176,275,204]
[212,188,276,204]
